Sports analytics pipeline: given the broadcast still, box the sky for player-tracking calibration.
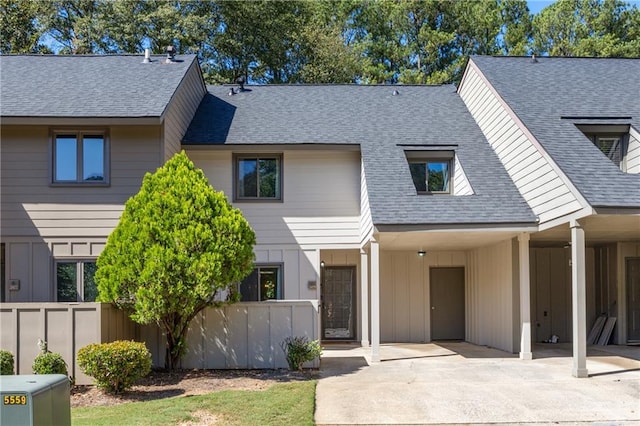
[528,0,640,15]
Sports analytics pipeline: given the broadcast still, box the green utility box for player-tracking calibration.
[0,374,70,426]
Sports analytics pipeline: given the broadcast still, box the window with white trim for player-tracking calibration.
[52,131,108,184]
[56,260,98,302]
[239,265,283,301]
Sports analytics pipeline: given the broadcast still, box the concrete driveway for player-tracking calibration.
[315,342,640,425]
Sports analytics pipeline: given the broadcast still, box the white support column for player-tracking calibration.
[518,233,532,360]
[360,249,370,348]
[570,220,588,378]
[370,240,380,362]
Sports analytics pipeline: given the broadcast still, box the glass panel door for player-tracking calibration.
[322,266,356,340]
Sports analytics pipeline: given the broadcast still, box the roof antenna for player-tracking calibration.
[531,54,538,63]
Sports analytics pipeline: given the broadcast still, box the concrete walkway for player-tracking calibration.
[315,342,640,425]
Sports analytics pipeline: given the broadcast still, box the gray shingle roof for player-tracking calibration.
[184,84,536,225]
[0,54,198,118]
[470,56,640,208]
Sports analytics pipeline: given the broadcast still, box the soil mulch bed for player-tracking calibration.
[71,369,318,408]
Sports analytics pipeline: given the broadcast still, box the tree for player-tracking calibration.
[0,0,52,54]
[95,152,256,370]
[531,0,640,56]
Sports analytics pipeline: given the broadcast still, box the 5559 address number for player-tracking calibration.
[3,395,27,405]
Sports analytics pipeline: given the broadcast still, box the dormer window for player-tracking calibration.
[575,124,630,171]
[405,150,453,194]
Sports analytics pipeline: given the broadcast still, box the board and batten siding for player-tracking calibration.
[626,127,640,174]
[453,154,474,196]
[162,61,207,161]
[466,239,518,353]
[458,64,584,225]
[379,250,467,343]
[359,159,374,246]
[188,150,361,248]
[1,125,162,238]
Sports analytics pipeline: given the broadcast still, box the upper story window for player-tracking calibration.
[52,131,108,185]
[234,154,282,201]
[56,260,98,302]
[239,264,283,301]
[405,150,453,194]
[589,134,623,165]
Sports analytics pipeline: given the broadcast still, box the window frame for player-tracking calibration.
[233,153,283,202]
[50,129,110,186]
[54,259,99,302]
[238,263,284,302]
[406,151,453,195]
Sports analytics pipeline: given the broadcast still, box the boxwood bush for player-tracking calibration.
[77,341,151,393]
[32,351,68,376]
[281,336,322,371]
[0,350,14,375]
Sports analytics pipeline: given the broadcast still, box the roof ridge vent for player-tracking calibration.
[142,48,151,64]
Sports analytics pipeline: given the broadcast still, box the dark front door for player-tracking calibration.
[322,266,356,340]
[627,258,640,343]
[430,267,465,340]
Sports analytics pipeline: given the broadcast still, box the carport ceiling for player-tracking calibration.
[376,229,525,251]
[531,214,640,244]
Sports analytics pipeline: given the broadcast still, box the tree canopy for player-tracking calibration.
[2,0,639,83]
[95,152,256,369]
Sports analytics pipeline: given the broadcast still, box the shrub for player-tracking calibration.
[77,341,151,393]
[32,352,68,376]
[0,350,14,375]
[281,336,322,371]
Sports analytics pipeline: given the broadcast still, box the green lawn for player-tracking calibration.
[72,380,316,426]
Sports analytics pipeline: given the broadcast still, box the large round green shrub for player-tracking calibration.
[0,350,14,375]
[32,352,68,376]
[77,341,151,393]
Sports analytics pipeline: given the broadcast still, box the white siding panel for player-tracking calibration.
[453,154,474,195]
[626,128,640,174]
[360,159,374,245]
[189,150,361,248]
[459,66,583,224]
[1,125,162,238]
[466,240,516,353]
[162,61,206,160]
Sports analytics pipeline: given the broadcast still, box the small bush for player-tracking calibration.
[77,340,151,393]
[0,350,14,375]
[32,352,68,376]
[281,336,322,371]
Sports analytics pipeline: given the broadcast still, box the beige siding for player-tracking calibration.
[459,65,584,224]
[2,238,106,302]
[188,149,361,248]
[626,127,640,174]
[162,61,206,160]
[141,301,320,369]
[254,247,320,300]
[452,154,474,195]
[380,250,467,343]
[0,303,135,384]
[1,125,162,238]
[360,159,374,246]
[466,240,516,353]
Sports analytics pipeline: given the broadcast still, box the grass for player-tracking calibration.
[72,380,316,426]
